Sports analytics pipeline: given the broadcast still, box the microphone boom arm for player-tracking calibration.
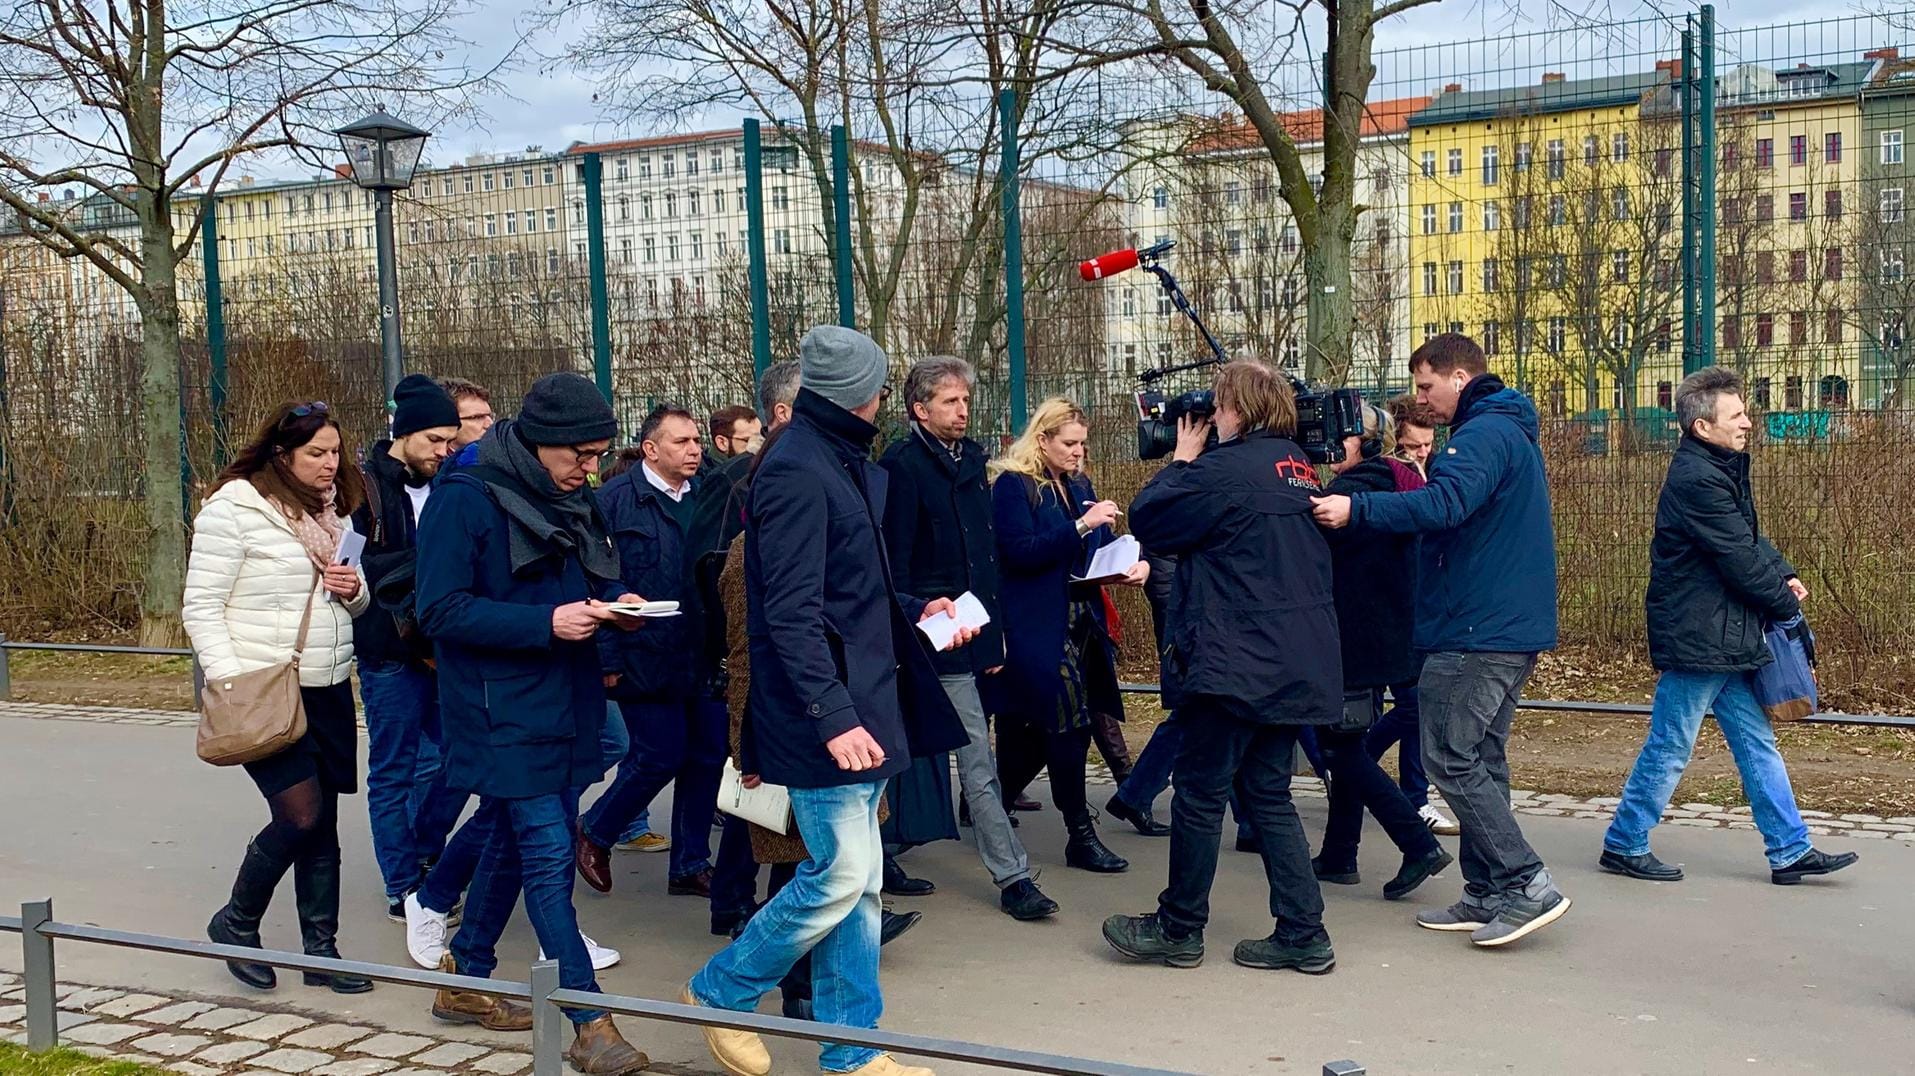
[1136,252,1229,383]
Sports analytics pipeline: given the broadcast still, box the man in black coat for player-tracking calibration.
[351,374,469,919]
[879,356,1058,922]
[1103,360,1341,975]
[685,326,972,1076]
[1601,367,1857,887]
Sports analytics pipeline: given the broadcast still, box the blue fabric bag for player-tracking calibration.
[1753,615,1818,722]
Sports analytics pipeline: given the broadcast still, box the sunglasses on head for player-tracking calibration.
[288,401,330,419]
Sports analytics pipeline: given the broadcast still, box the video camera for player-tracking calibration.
[1082,241,1364,463]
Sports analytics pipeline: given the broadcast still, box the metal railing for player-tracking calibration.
[3,898,1362,1076]
[0,634,200,703]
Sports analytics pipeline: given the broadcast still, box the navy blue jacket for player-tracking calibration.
[1646,436,1800,672]
[879,427,1005,676]
[1131,429,1342,725]
[596,467,700,701]
[742,391,968,789]
[990,470,1115,715]
[1350,376,1559,655]
[414,471,617,800]
[349,442,429,667]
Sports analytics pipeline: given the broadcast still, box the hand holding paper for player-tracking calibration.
[1072,534,1141,584]
[916,591,991,652]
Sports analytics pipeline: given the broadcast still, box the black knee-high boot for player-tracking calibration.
[207,841,292,990]
[293,852,373,994]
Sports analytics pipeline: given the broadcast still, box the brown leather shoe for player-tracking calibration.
[667,868,714,897]
[577,838,614,893]
[565,1015,650,1075]
[430,953,534,1031]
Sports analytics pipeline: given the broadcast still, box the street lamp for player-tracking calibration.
[335,107,429,401]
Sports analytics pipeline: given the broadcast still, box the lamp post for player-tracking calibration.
[334,108,429,401]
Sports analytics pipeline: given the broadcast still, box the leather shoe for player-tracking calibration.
[1599,849,1684,882]
[565,1015,649,1076]
[1383,848,1454,901]
[880,908,922,945]
[430,953,534,1031]
[1772,847,1859,885]
[999,878,1059,921]
[882,858,936,896]
[1234,833,1261,854]
[668,869,714,898]
[1104,794,1171,837]
[576,838,614,893]
[1012,795,1043,812]
[1311,856,1359,885]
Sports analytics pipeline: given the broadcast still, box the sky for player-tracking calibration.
[267,0,1877,178]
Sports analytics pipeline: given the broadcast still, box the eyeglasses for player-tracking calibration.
[880,384,894,403]
[563,445,607,464]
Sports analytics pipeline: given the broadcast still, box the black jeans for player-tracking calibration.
[1156,700,1326,947]
[1317,696,1442,871]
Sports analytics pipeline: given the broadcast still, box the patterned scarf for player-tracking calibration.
[264,480,343,572]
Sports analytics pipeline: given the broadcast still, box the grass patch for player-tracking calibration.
[0,1043,180,1076]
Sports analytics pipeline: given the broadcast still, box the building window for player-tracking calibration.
[1657,381,1673,409]
[1583,135,1600,165]
[774,228,791,255]
[640,193,652,219]
[1420,151,1435,177]
[1789,192,1807,221]
[1613,250,1629,282]
[1152,186,1169,209]
[504,212,516,235]
[1724,315,1742,349]
[1613,132,1630,162]
[1482,145,1499,185]
[1755,138,1774,168]
[1447,148,1462,176]
[1826,189,1843,219]
[1826,307,1844,343]
[1422,262,1438,295]
[771,187,789,211]
[1547,317,1566,352]
[666,234,679,261]
[1883,247,1905,282]
[1883,187,1905,223]
[662,156,675,178]
[1757,251,1775,284]
[1421,204,1437,234]
[1654,147,1673,177]
[1656,319,1673,352]
[545,207,558,231]
[1447,260,1463,294]
[1756,313,1775,347]
[1825,247,1843,280]
[1515,142,1532,172]
[1612,187,1630,221]
[462,175,474,194]
[1448,202,1463,232]
[1483,200,1501,231]
[686,151,699,176]
[689,190,701,216]
[1546,139,1565,179]
[543,166,556,185]
[1756,194,1774,222]
[1784,375,1803,409]
[484,214,497,237]
[619,196,630,222]
[503,169,514,189]
[1483,321,1502,355]
[1825,131,1842,162]
[1789,249,1807,282]
[1820,375,1850,409]
[664,192,677,217]
[482,172,495,191]
[1789,310,1808,345]
[1883,129,1904,165]
[1513,195,1533,228]
[1483,258,1500,291]
[1224,180,1242,205]
[441,177,454,197]
[1549,194,1567,227]
[642,236,655,261]
[1790,134,1807,166]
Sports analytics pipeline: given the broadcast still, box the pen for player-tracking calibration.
[1082,500,1124,516]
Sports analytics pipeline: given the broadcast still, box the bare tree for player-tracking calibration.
[0,0,498,644]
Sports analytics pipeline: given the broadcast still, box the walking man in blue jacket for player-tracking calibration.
[1312,333,1569,948]
[1600,366,1856,887]
[684,326,973,1076]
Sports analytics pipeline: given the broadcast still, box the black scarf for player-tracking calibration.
[1452,373,1509,431]
[473,421,620,583]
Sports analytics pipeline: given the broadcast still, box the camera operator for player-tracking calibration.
[1102,360,1341,975]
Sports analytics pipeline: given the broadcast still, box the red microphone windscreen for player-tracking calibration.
[1078,247,1140,281]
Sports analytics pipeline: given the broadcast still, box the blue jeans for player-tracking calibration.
[449,792,604,1025]
[596,703,651,841]
[360,660,469,901]
[582,698,724,878]
[1605,669,1812,871]
[1116,712,1253,841]
[692,781,886,1073]
[1364,680,1429,808]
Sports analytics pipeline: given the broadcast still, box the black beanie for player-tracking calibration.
[518,372,618,445]
[390,374,461,438]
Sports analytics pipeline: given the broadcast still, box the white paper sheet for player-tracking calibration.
[915,590,991,651]
[1071,534,1140,584]
[605,600,682,618]
[333,527,367,568]
[718,759,793,833]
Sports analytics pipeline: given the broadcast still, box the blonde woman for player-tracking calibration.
[988,397,1147,873]
[183,401,372,994]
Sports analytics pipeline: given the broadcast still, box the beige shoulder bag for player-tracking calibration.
[196,571,318,766]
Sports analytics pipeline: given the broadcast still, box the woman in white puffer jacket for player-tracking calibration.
[183,400,374,995]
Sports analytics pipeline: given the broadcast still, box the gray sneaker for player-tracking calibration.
[1471,890,1571,948]
[1416,900,1496,932]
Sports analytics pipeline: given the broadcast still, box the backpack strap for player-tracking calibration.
[360,463,386,546]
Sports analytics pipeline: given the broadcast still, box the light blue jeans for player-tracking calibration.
[691,780,885,1073]
[1605,669,1812,870]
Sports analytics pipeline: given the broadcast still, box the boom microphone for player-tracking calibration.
[1078,239,1174,281]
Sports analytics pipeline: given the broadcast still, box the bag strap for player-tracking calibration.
[291,569,320,665]
[361,464,386,546]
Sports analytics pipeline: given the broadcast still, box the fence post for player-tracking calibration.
[831,125,856,329]
[744,120,773,380]
[1680,24,1699,377]
[529,959,562,1076]
[0,282,13,526]
[1696,3,1717,369]
[582,153,614,402]
[202,198,231,466]
[22,898,57,1051]
[998,88,1028,433]
[1322,1063,1365,1076]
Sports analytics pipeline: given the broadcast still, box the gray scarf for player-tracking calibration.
[474,420,620,583]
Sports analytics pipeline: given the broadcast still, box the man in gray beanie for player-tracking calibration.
[683,327,974,1076]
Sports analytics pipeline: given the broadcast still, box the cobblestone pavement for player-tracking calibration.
[6,700,1912,842]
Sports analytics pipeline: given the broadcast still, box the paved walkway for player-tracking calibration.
[4,704,1914,1075]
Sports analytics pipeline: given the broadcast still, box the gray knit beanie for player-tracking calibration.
[799,325,890,411]
[518,372,617,445]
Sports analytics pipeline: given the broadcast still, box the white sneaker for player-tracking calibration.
[540,933,622,971]
[1420,804,1461,836]
[403,891,450,970]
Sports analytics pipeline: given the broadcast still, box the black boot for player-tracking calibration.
[207,841,287,990]
[293,853,373,994]
[1064,811,1128,873]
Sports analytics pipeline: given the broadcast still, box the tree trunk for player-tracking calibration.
[1303,198,1356,384]
[136,228,187,648]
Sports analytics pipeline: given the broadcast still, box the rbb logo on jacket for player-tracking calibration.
[1273,457,1322,490]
